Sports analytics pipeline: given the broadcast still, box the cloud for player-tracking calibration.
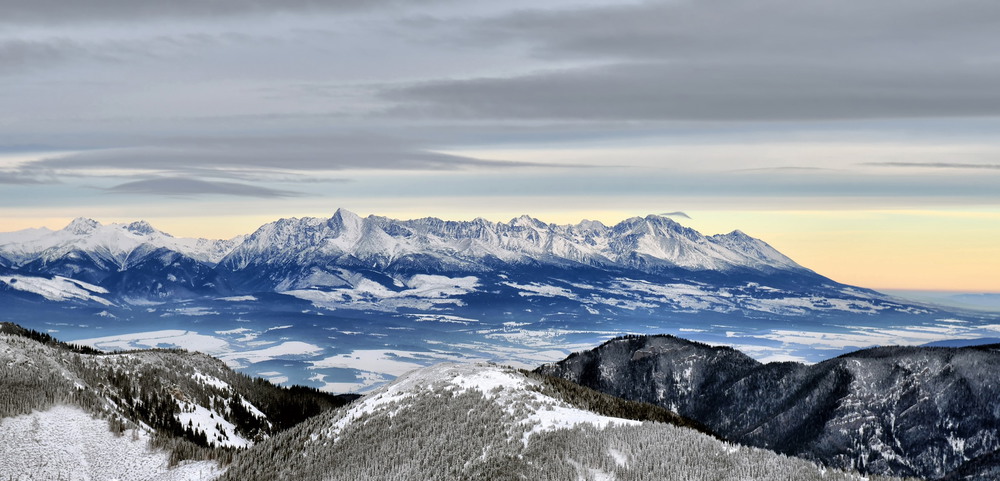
[0,0,433,25]
[0,39,83,74]
[31,134,538,176]
[382,0,1000,122]
[0,167,57,185]
[104,177,303,198]
[460,0,1000,63]
[384,61,1000,122]
[658,212,691,219]
[864,162,1000,170]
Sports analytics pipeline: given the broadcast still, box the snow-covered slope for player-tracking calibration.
[0,218,242,267]
[219,362,903,481]
[0,323,354,480]
[0,405,221,481]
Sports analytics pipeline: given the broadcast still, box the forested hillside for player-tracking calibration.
[539,334,1000,480]
[220,363,912,481]
[0,322,353,479]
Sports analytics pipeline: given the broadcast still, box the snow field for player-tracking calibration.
[0,405,222,481]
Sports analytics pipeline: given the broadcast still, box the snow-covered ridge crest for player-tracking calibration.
[0,217,244,266]
[318,362,641,445]
[222,208,804,273]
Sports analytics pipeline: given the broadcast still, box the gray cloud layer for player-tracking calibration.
[385,62,1000,121]
[0,0,427,24]
[104,177,302,198]
[384,0,1000,122]
[865,162,1000,170]
[33,135,531,174]
[3,0,1000,206]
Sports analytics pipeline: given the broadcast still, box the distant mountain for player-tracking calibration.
[0,210,823,301]
[219,362,899,481]
[218,208,810,291]
[0,218,243,300]
[538,335,1000,480]
[0,218,242,266]
[0,323,354,480]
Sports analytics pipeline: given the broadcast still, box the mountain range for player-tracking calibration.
[1,209,995,394]
[0,209,810,299]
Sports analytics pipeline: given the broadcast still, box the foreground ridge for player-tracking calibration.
[539,334,1000,481]
[0,323,353,480]
[220,362,907,481]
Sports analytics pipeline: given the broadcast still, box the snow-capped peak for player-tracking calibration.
[509,214,547,229]
[123,220,164,236]
[0,219,242,267]
[64,217,101,235]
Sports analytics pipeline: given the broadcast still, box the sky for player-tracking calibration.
[1,0,999,292]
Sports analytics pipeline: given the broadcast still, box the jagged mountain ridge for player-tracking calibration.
[0,209,813,299]
[219,362,905,481]
[537,335,1000,481]
[220,208,806,285]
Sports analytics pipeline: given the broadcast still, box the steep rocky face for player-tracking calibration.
[538,335,1000,480]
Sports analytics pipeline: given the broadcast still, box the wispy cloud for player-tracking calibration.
[864,162,1000,170]
[0,169,57,185]
[31,134,539,177]
[659,211,691,219]
[0,0,437,25]
[384,0,1000,122]
[103,177,303,198]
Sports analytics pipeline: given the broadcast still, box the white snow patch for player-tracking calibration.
[280,274,478,312]
[73,330,230,354]
[758,325,984,350]
[216,295,257,302]
[503,282,577,299]
[215,327,252,335]
[192,371,229,390]
[310,349,471,377]
[411,313,480,325]
[0,275,113,305]
[220,341,323,365]
[161,307,219,317]
[176,402,251,448]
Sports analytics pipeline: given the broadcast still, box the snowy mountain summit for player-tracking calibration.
[0,216,242,267]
